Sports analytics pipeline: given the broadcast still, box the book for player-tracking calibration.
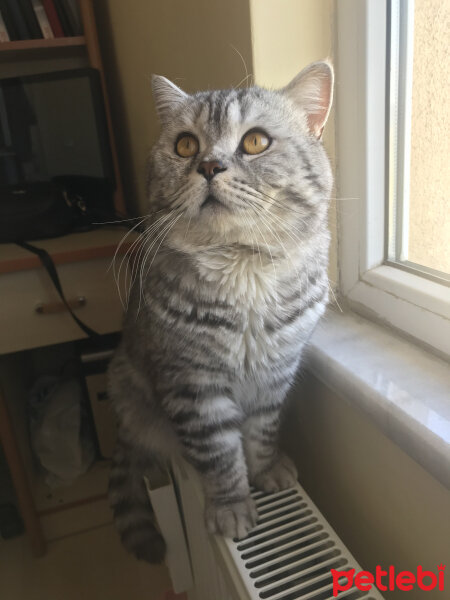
[53,0,73,36]
[17,0,43,38]
[4,0,30,40]
[0,0,18,40]
[61,0,81,35]
[0,10,10,41]
[41,0,63,37]
[31,0,54,38]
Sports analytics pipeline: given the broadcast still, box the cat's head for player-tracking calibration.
[147,61,333,252]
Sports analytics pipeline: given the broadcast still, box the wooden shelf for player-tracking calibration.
[0,36,86,52]
[0,229,139,275]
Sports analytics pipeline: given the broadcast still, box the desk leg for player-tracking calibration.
[0,387,46,557]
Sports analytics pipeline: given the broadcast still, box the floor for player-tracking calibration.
[0,523,173,600]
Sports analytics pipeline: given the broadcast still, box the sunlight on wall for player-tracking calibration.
[249,0,337,284]
[408,0,450,274]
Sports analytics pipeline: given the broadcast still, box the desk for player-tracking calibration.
[0,229,134,556]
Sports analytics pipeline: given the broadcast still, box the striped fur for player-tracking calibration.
[108,61,334,562]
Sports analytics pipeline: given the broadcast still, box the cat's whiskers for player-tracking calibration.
[227,180,306,240]
[167,182,193,209]
[117,229,149,308]
[252,202,305,244]
[183,213,193,242]
[253,189,313,230]
[233,73,253,90]
[118,212,174,309]
[240,200,279,295]
[137,212,180,312]
[126,211,178,306]
[143,211,184,287]
[229,180,309,219]
[230,43,250,89]
[138,211,184,314]
[109,215,150,309]
[250,203,302,282]
[109,207,178,309]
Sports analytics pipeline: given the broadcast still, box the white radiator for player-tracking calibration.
[152,461,385,600]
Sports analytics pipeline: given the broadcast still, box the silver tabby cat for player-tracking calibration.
[108,60,334,562]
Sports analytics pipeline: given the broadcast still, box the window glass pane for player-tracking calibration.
[408,0,450,274]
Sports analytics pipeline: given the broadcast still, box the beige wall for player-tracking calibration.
[249,0,334,88]
[283,375,450,600]
[408,0,450,273]
[249,0,337,286]
[94,0,253,214]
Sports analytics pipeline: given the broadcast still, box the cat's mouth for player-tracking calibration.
[200,194,227,211]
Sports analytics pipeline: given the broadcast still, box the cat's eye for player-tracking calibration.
[241,130,271,155]
[175,134,199,158]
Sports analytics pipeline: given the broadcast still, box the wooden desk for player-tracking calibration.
[0,229,135,556]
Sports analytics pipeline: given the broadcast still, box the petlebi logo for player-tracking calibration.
[331,564,445,596]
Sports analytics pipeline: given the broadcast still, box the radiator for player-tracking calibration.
[151,461,385,600]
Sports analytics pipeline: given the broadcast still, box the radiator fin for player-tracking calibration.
[173,462,384,600]
[223,486,384,600]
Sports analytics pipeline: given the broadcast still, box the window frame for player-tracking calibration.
[335,0,450,358]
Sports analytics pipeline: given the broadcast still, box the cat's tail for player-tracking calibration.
[108,434,166,563]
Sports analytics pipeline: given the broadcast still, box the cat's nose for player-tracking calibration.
[197,160,227,182]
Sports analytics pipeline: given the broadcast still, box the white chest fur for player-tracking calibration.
[194,247,313,371]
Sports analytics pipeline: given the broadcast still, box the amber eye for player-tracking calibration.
[241,130,271,155]
[175,134,199,158]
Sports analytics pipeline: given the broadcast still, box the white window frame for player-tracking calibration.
[335,0,450,358]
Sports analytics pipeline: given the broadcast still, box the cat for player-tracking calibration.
[108,60,334,563]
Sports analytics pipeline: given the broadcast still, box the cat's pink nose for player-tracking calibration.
[197,160,227,182]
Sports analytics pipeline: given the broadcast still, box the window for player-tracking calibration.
[388,0,450,283]
[335,0,450,357]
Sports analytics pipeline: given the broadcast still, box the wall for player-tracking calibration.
[283,374,450,600]
[249,0,334,88]
[94,0,253,214]
[408,0,450,273]
[248,0,338,296]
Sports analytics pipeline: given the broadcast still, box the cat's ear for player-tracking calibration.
[151,75,188,123]
[283,60,334,139]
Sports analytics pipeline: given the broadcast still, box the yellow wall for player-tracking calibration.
[94,0,253,214]
[248,0,337,287]
[249,0,334,88]
[408,0,450,273]
[283,375,450,600]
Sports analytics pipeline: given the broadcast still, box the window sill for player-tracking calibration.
[306,309,450,489]
[345,266,450,357]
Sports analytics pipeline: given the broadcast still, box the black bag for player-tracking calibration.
[0,177,115,243]
[0,182,81,243]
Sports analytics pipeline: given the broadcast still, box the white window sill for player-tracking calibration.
[305,309,450,489]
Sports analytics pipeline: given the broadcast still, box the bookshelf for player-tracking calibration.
[0,1,131,559]
[0,35,86,51]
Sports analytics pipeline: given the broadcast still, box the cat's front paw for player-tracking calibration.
[252,454,297,493]
[205,496,257,540]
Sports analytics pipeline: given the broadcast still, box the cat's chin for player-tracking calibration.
[168,215,248,251]
[200,194,226,211]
